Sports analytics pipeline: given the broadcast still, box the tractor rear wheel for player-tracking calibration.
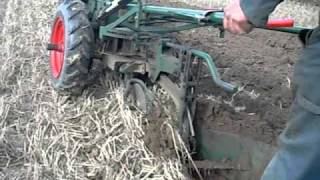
[49,0,94,95]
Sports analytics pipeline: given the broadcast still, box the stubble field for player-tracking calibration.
[0,0,318,179]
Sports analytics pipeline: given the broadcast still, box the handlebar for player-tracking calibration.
[207,11,308,34]
[140,5,309,34]
[266,19,294,28]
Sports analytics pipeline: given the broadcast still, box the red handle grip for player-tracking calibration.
[266,19,294,28]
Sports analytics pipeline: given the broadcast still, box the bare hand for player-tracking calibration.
[224,0,253,35]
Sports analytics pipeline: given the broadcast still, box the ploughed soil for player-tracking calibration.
[142,1,303,180]
[143,2,303,180]
[153,2,303,180]
[156,0,302,147]
[190,29,300,145]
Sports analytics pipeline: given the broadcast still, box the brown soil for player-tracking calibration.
[142,2,302,178]
[156,0,302,146]
[142,2,303,180]
[158,3,303,180]
[190,29,301,145]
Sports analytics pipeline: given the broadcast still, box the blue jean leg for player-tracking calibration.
[261,38,320,180]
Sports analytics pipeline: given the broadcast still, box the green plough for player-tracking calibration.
[47,0,308,178]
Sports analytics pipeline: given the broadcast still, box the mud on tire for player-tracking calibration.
[49,0,94,95]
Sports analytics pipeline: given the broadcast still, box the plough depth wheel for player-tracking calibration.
[124,78,152,114]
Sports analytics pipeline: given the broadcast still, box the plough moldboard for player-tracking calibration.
[48,0,308,178]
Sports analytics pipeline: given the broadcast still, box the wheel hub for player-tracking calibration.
[50,17,65,79]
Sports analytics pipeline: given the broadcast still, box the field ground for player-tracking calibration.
[0,0,318,180]
[0,1,6,30]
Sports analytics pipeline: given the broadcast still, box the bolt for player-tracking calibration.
[47,43,63,52]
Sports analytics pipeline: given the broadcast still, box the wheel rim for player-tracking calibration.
[50,17,65,79]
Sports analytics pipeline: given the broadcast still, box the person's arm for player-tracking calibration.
[240,0,283,27]
[224,0,282,34]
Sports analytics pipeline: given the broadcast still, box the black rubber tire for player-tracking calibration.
[50,0,94,95]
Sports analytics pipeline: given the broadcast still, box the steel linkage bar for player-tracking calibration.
[165,42,238,93]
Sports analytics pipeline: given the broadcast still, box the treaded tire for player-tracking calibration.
[49,0,94,95]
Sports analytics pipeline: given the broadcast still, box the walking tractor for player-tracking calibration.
[48,0,308,178]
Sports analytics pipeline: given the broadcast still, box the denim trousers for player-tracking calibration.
[261,28,320,180]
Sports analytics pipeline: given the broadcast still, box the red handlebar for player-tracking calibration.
[266,19,294,28]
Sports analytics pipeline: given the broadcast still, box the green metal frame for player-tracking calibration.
[90,1,236,91]
[78,0,309,175]
[91,1,306,36]
[85,0,306,93]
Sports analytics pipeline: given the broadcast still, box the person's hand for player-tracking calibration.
[224,0,253,35]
